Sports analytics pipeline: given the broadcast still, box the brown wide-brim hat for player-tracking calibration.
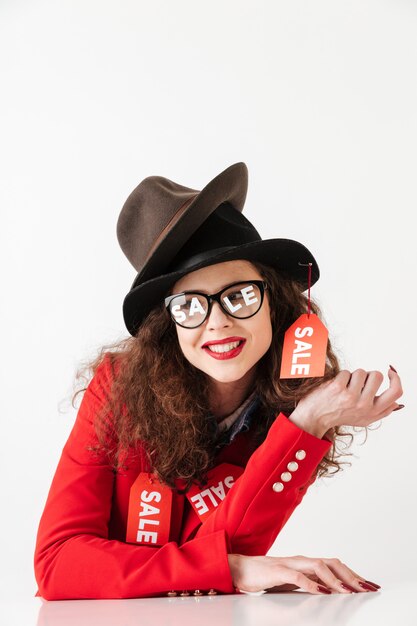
[117,162,249,289]
[117,162,320,336]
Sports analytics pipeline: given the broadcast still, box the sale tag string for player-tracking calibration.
[298,262,312,318]
[279,261,328,379]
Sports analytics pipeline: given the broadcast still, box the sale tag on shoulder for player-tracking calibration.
[126,473,172,546]
[186,462,244,522]
[279,313,328,378]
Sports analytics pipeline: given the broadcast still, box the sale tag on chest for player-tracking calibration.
[126,473,172,546]
[186,463,244,522]
[280,313,328,378]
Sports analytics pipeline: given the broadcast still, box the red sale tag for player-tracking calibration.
[186,463,244,522]
[279,313,328,379]
[126,473,172,546]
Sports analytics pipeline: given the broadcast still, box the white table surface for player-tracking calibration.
[2,580,417,626]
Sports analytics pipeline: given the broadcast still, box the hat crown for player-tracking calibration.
[116,175,199,272]
[117,162,249,289]
[167,202,261,273]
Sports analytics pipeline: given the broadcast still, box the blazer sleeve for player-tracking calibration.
[33,356,235,600]
[190,411,333,555]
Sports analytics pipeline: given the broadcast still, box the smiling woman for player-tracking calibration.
[168,261,274,418]
[34,163,399,600]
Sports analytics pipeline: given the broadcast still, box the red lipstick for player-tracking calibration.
[201,336,245,348]
[201,337,246,360]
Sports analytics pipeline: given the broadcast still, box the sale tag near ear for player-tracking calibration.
[280,313,328,378]
[126,472,172,546]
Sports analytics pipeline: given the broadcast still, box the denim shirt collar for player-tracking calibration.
[213,392,261,449]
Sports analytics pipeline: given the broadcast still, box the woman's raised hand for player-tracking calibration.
[227,553,381,594]
[289,366,404,437]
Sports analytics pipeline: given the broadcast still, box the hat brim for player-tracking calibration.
[131,162,249,289]
[123,238,320,336]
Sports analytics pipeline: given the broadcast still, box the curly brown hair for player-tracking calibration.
[69,260,364,494]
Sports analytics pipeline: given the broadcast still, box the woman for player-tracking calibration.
[33,163,403,600]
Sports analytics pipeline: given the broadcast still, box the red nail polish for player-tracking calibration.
[393,404,405,411]
[389,364,398,373]
[340,583,357,592]
[359,581,378,591]
[364,579,381,589]
[317,584,332,594]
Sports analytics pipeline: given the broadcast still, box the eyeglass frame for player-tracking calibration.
[164,279,269,329]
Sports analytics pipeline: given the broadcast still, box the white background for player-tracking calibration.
[1,0,416,606]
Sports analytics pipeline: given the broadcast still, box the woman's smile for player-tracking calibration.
[202,338,246,359]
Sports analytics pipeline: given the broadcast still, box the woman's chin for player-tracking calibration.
[204,366,252,384]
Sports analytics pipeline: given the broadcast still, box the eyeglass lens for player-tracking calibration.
[169,282,262,328]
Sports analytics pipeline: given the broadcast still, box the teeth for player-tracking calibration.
[206,341,241,353]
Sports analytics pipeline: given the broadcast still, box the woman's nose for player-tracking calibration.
[206,301,233,329]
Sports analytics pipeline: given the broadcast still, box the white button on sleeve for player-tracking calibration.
[272,482,284,492]
[281,472,292,482]
[287,461,299,472]
[295,449,306,460]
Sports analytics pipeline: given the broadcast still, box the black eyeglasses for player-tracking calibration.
[164,280,268,329]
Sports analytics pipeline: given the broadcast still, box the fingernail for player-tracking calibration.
[317,584,332,594]
[389,364,398,373]
[364,579,381,589]
[393,404,405,411]
[358,581,378,591]
[340,583,357,592]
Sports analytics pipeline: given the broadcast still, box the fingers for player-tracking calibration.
[319,558,381,593]
[373,401,404,422]
[335,368,384,398]
[338,366,404,417]
[274,557,381,595]
[347,369,385,401]
[374,366,403,412]
[239,554,382,595]
[309,558,360,594]
[346,369,368,394]
[334,370,352,388]
[283,569,333,595]
[358,370,384,401]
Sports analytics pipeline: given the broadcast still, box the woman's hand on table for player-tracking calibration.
[288,365,404,437]
[228,553,381,594]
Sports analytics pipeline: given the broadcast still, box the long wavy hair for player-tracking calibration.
[69,260,365,493]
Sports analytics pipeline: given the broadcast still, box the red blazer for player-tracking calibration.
[33,354,332,600]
